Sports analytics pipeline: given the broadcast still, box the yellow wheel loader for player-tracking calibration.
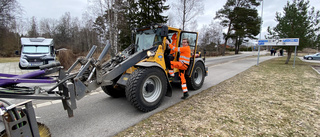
[100,24,208,112]
[0,24,207,136]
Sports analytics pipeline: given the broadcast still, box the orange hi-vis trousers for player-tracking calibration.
[169,61,188,93]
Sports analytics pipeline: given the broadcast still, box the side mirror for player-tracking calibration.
[203,49,206,62]
[15,50,19,55]
[160,25,168,37]
[131,29,136,43]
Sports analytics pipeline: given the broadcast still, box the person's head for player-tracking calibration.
[182,38,189,47]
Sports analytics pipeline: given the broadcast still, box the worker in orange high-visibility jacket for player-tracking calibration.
[165,33,177,69]
[166,38,191,99]
[170,33,177,55]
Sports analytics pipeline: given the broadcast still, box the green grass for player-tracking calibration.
[0,57,20,63]
[115,57,320,136]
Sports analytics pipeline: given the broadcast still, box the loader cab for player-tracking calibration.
[134,25,168,52]
[178,32,198,58]
[135,29,162,52]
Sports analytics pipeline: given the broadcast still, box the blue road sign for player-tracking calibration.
[283,39,299,42]
[258,38,299,46]
[258,40,268,42]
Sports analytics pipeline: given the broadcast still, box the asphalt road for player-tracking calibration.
[2,51,279,136]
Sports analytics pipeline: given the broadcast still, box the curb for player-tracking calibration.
[32,90,103,109]
[311,66,320,75]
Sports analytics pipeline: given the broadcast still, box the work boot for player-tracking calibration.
[169,77,174,81]
[181,92,189,99]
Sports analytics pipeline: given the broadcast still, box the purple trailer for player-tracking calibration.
[0,70,56,87]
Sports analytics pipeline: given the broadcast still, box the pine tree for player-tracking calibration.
[93,0,169,52]
[118,0,136,50]
[215,0,260,55]
[267,0,320,64]
[135,0,169,28]
[232,7,261,54]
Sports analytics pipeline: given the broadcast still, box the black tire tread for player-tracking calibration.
[186,62,205,90]
[126,67,167,112]
[101,85,125,98]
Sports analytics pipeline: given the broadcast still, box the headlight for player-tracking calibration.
[22,60,27,63]
[147,51,155,57]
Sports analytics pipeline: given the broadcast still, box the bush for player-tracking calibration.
[57,49,77,70]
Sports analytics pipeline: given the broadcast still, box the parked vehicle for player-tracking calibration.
[19,37,56,69]
[304,53,320,60]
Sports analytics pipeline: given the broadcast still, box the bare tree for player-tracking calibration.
[0,0,21,28]
[82,12,96,50]
[27,16,39,37]
[199,26,210,47]
[12,18,25,35]
[199,21,223,55]
[90,0,121,56]
[172,0,204,30]
[108,0,119,55]
[0,0,21,57]
[89,0,108,49]
[54,12,73,48]
[209,21,223,52]
[189,20,198,32]
[166,12,176,27]
[39,18,57,38]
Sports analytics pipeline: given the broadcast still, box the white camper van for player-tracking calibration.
[19,37,56,69]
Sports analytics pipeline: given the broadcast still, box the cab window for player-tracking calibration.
[179,32,198,55]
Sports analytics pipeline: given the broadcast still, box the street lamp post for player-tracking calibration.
[257,0,264,66]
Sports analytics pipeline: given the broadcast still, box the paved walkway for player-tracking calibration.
[0,62,34,75]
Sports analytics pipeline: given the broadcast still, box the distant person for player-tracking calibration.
[274,50,277,56]
[270,48,274,56]
[280,49,284,56]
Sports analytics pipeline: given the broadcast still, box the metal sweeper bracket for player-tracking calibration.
[0,42,113,136]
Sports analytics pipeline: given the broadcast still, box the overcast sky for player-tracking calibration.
[19,0,320,40]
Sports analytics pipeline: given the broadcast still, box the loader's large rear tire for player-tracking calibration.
[126,67,167,112]
[186,61,205,90]
[101,85,125,98]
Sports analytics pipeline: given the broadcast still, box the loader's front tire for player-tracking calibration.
[186,61,205,90]
[126,67,167,112]
[101,85,125,98]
